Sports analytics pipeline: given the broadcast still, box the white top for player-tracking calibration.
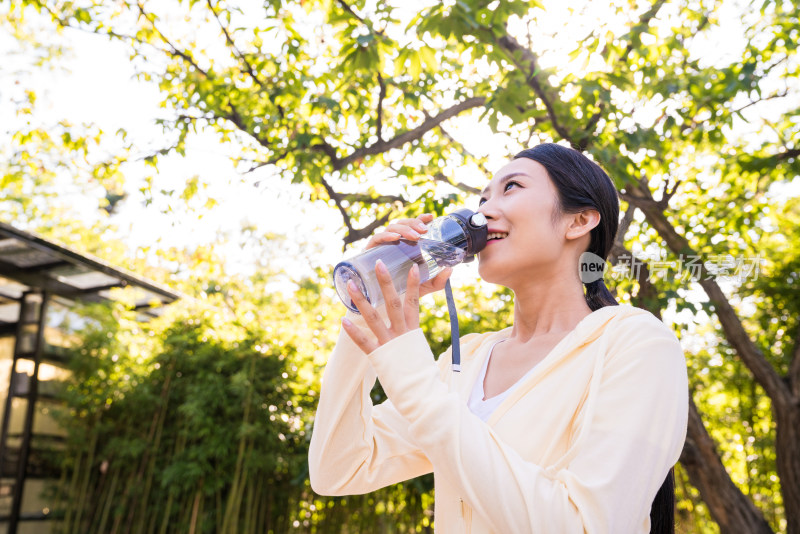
[468,339,541,422]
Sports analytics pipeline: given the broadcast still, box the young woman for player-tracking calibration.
[309,143,688,533]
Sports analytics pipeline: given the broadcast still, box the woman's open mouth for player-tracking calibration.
[486,231,508,245]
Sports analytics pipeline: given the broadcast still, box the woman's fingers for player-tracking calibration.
[341,262,422,354]
[384,221,427,240]
[346,278,391,345]
[363,214,433,250]
[391,214,433,229]
[404,264,421,330]
[374,259,405,332]
[364,231,402,250]
[419,267,452,297]
[341,317,378,354]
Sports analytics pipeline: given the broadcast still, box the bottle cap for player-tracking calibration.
[447,208,488,263]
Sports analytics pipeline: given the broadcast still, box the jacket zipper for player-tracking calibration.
[460,498,472,534]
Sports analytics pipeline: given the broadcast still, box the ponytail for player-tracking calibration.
[650,469,675,534]
[583,279,618,312]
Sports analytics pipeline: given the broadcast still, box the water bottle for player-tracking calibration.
[333,209,488,313]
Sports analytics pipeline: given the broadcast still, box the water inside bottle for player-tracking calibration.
[333,238,466,313]
[418,238,466,269]
[388,238,466,283]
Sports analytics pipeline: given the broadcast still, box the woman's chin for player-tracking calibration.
[477,263,503,285]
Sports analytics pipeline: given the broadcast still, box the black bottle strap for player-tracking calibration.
[444,279,461,372]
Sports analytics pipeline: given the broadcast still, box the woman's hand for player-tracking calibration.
[361,213,452,299]
[362,213,434,251]
[342,214,452,353]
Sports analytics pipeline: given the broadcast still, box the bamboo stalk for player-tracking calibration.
[221,355,257,532]
[61,448,83,533]
[179,492,194,534]
[242,476,253,533]
[264,479,274,533]
[52,459,70,533]
[88,453,117,531]
[188,484,203,534]
[158,430,186,534]
[96,469,120,533]
[216,482,224,533]
[73,430,99,531]
[158,490,175,534]
[134,376,174,534]
[125,363,175,534]
[109,469,133,534]
[146,493,160,534]
[254,474,266,534]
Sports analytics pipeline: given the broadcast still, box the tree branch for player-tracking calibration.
[314,97,486,171]
[317,175,357,243]
[139,2,289,126]
[607,219,661,317]
[730,90,789,117]
[136,2,209,77]
[205,0,267,90]
[243,151,290,173]
[790,321,800,401]
[333,191,407,206]
[618,191,662,209]
[578,102,606,150]
[495,33,575,145]
[617,0,667,66]
[659,176,682,208]
[337,0,367,25]
[376,73,386,142]
[432,173,481,195]
[438,125,493,182]
[776,147,800,161]
[317,175,408,247]
[342,213,393,248]
[612,205,635,253]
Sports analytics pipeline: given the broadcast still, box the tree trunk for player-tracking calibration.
[680,397,774,534]
[774,400,800,534]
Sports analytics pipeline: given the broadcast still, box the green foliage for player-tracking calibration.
[52,299,312,533]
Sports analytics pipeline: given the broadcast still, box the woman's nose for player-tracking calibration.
[477,199,498,220]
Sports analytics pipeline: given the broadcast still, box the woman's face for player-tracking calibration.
[476,158,571,286]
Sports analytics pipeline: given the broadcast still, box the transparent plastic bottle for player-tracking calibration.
[333,209,487,313]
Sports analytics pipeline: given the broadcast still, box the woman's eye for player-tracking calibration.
[478,181,519,206]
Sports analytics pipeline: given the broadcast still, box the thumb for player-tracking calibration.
[420,267,453,297]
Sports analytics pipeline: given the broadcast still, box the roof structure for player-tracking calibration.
[0,222,181,331]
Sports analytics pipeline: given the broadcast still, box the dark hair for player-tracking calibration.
[514,143,675,534]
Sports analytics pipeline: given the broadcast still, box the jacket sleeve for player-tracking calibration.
[366,314,689,534]
[308,310,433,496]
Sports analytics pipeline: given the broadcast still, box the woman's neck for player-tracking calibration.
[508,272,592,343]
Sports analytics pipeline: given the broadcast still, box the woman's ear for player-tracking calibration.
[565,209,601,241]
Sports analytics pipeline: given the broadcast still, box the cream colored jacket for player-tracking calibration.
[309,304,688,533]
